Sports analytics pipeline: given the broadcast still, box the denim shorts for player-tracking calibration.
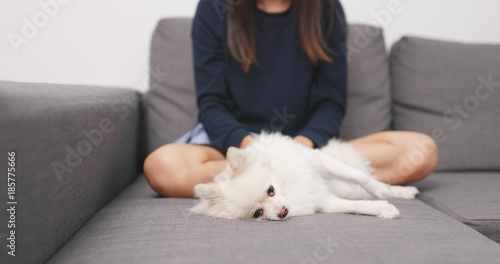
[175,123,260,145]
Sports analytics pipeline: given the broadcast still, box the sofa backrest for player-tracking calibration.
[391,37,500,170]
[340,24,392,140]
[144,18,392,154]
[145,18,198,154]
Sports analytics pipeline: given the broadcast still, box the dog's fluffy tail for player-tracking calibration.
[320,139,375,176]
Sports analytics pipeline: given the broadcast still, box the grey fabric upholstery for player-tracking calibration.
[144,18,198,155]
[390,36,500,170]
[48,175,500,264]
[414,171,500,243]
[143,20,392,154]
[339,24,392,140]
[0,81,141,264]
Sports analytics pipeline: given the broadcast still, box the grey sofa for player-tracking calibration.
[1,18,500,264]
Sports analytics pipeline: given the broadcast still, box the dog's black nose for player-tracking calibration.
[278,206,289,218]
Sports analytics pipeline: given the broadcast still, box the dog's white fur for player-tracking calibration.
[191,133,419,220]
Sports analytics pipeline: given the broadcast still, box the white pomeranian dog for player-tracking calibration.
[191,133,419,220]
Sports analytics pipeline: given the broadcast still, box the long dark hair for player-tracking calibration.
[227,0,345,73]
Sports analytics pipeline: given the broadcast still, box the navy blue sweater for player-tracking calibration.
[192,0,347,154]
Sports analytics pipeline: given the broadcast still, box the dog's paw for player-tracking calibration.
[368,183,393,199]
[390,186,419,199]
[374,201,400,219]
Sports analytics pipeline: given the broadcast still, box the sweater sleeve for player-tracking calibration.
[298,0,348,148]
[192,0,250,154]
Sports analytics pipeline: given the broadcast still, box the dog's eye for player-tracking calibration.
[253,209,263,218]
[267,185,275,197]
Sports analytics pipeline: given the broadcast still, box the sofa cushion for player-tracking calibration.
[144,19,392,155]
[0,81,141,264]
[339,24,392,140]
[414,171,500,243]
[144,18,198,155]
[390,36,500,170]
[48,174,500,264]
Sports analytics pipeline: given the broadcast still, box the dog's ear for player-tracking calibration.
[194,182,222,200]
[226,147,247,170]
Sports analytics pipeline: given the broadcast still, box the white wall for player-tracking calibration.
[342,0,500,48]
[1,0,499,90]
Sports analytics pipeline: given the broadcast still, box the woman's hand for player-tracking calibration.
[293,135,314,148]
[239,135,255,148]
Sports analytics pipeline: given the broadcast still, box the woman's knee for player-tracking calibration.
[399,132,439,182]
[143,144,189,196]
[416,133,439,176]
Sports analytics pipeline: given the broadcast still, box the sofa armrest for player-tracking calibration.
[0,81,142,264]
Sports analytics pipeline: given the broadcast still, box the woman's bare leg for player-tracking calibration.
[144,131,439,197]
[348,131,439,185]
[143,144,226,198]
